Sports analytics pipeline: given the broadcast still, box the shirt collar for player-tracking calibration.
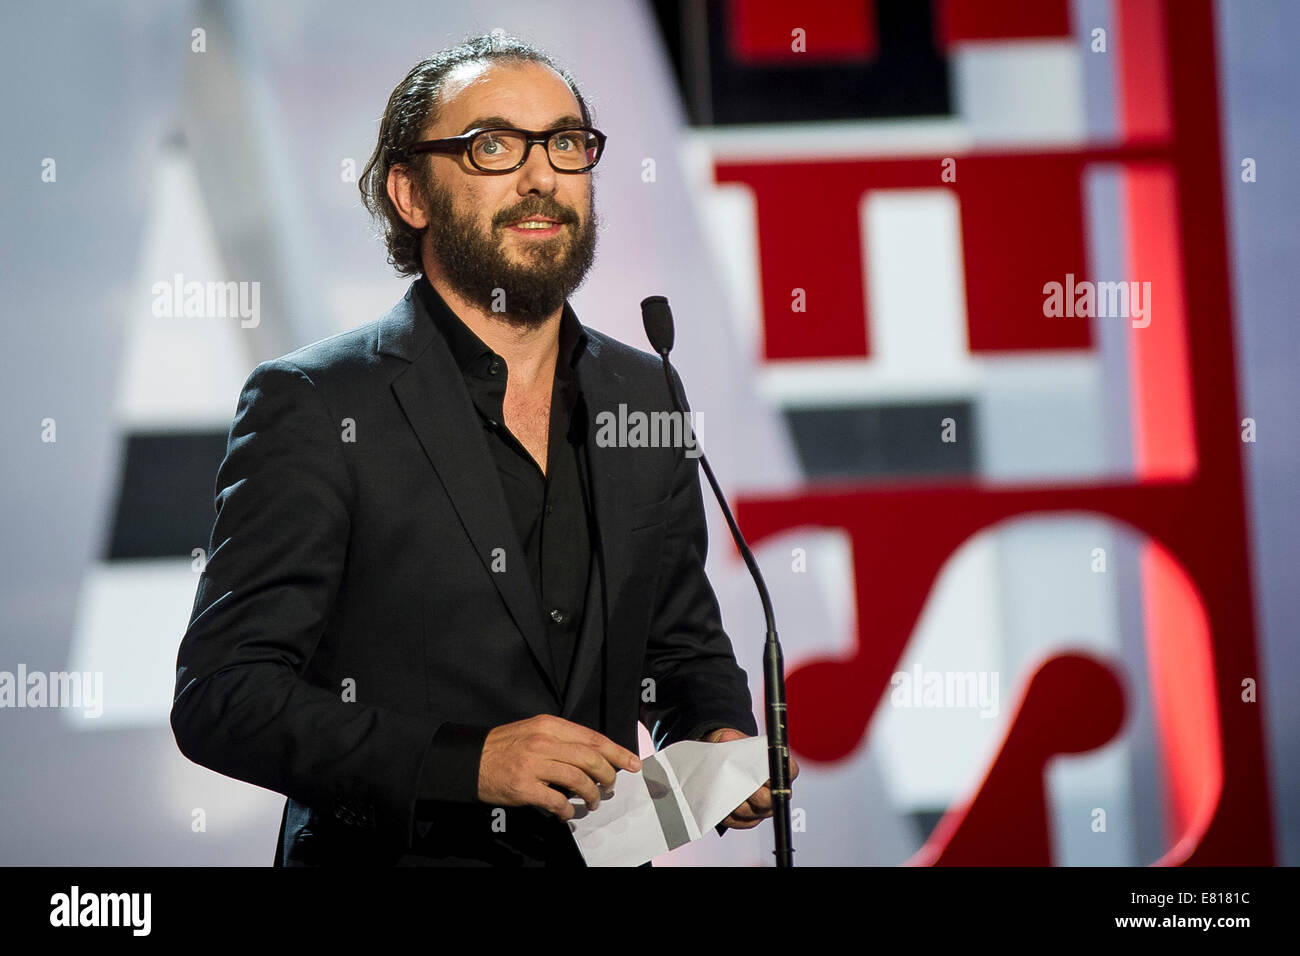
[415,274,588,380]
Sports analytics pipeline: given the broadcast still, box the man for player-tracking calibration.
[170,33,796,866]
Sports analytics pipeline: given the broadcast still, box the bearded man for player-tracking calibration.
[170,32,795,867]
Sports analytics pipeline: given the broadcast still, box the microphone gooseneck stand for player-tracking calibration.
[640,295,794,868]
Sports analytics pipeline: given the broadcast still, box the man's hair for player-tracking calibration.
[359,33,594,277]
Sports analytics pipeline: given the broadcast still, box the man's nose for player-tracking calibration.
[514,140,557,195]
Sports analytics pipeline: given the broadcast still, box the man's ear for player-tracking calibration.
[387,163,430,229]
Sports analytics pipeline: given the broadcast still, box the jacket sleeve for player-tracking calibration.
[170,359,450,853]
[639,368,759,752]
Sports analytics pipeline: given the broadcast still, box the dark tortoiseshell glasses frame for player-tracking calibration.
[394,126,607,174]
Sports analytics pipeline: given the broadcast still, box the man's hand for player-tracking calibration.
[478,714,641,822]
[704,727,801,830]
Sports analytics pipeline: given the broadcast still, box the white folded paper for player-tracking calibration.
[567,734,771,867]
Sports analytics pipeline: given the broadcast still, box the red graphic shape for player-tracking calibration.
[1115,0,1173,141]
[1125,164,1195,479]
[718,0,1271,863]
[1141,530,1222,865]
[728,0,878,64]
[937,0,1071,47]
[713,149,1139,361]
[956,153,1091,352]
[910,653,1127,866]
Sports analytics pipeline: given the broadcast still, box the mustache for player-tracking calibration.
[493,202,580,228]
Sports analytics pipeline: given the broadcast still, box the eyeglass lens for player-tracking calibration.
[470,129,600,170]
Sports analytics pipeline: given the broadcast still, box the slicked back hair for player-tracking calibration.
[359,33,593,277]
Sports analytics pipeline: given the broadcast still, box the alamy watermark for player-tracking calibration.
[890,665,999,718]
[152,272,260,327]
[594,404,703,458]
[0,665,103,718]
[50,886,150,936]
[1042,273,1151,328]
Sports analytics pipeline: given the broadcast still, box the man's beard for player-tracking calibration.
[419,171,599,326]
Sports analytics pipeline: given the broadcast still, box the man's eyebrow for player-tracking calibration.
[457,114,586,134]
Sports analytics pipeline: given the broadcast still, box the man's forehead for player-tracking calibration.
[434,59,581,131]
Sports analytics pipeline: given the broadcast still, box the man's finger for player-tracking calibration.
[538,760,602,809]
[745,788,773,814]
[546,741,620,789]
[728,802,763,822]
[528,783,576,821]
[547,717,641,772]
[584,729,641,773]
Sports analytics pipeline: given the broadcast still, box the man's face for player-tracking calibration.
[409,60,599,324]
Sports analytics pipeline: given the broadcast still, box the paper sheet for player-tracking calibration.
[566,735,771,867]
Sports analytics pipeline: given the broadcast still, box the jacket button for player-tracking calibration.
[550,608,565,624]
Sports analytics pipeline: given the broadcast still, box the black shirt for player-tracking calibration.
[414,275,594,697]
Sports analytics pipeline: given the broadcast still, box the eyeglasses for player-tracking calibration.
[397,126,607,173]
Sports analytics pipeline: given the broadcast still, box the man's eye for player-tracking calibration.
[553,135,575,151]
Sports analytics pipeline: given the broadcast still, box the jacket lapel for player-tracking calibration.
[561,333,636,716]
[379,287,562,702]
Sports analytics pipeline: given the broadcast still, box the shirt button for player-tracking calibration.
[485,418,499,430]
[550,608,565,624]
[488,359,501,375]
[545,504,553,516]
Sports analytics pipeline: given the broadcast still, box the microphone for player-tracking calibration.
[640,294,794,868]
[641,295,675,354]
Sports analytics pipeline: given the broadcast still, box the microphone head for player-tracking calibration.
[640,295,675,355]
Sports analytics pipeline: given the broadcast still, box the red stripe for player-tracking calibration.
[727,0,877,64]
[938,0,1071,47]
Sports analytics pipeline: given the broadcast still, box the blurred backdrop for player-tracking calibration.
[1,0,1296,866]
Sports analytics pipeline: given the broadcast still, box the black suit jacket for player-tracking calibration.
[170,282,758,866]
